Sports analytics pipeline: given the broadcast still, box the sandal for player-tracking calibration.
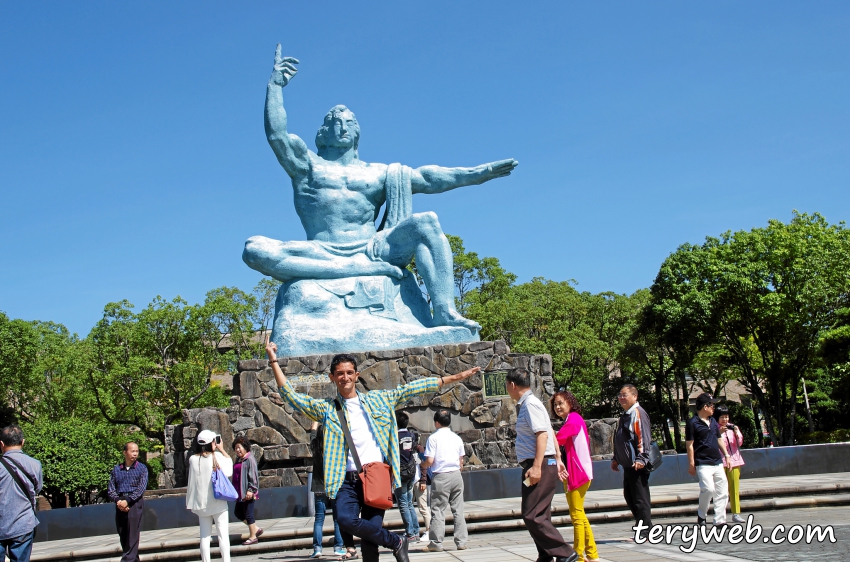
[256,528,264,538]
[338,549,359,560]
[242,538,259,546]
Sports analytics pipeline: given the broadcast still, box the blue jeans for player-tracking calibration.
[395,478,419,537]
[335,477,401,562]
[313,494,344,551]
[1,530,35,562]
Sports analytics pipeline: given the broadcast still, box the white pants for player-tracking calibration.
[697,464,729,524]
[198,510,231,562]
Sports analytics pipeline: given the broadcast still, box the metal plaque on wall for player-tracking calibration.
[483,370,509,398]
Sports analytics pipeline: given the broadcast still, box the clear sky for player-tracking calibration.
[2,2,848,336]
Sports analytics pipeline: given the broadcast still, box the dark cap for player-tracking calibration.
[695,392,718,410]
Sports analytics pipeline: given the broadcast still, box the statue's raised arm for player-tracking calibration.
[265,45,309,180]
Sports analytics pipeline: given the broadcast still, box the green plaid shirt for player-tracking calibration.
[279,376,440,499]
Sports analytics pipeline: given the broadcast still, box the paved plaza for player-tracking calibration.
[23,473,850,562]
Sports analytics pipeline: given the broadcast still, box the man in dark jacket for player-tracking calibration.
[611,384,653,537]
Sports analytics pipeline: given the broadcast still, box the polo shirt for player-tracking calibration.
[515,390,556,462]
[425,427,465,474]
[685,415,723,466]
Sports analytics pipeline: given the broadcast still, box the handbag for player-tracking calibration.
[211,453,239,501]
[335,400,394,510]
[645,441,664,473]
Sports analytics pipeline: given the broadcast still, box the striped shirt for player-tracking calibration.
[279,376,440,499]
[107,461,148,504]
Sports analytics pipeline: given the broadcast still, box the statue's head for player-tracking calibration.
[316,105,360,157]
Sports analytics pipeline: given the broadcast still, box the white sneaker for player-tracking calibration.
[732,514,746,524]
[419,533,429,542]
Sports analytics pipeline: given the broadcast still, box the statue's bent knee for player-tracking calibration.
[412,211,443,239]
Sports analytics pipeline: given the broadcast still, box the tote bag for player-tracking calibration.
[211,454,239,501]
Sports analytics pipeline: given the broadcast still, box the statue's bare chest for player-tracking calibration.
[300,161,386,202]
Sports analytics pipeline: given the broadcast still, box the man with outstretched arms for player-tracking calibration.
[266,339,479,562]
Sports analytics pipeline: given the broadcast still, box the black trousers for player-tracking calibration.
[520,459,575,560]
[622,466,652,531]
[116,498,144,562]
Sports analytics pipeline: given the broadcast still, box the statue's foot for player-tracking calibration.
[434,308,481,334]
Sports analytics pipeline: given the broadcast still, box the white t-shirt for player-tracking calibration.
[424,427,465,474]
[344,395,384,471]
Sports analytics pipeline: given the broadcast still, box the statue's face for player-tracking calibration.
[324,110,358,148]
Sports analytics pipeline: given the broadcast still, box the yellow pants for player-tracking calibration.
[565,480,598,560]
[725,467,741,514]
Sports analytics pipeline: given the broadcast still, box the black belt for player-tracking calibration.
[344,471,360,482]
[519,455,555,469]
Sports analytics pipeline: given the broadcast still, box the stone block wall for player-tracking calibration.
[159,340,618,488]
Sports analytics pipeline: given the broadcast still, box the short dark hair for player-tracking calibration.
[713,405,729,421]
[505,368,531,388]
[434,409,451,427]
[550,390,582,417]
[123,441,138,452]
[396,411,410,428]
[1,425,24,446]
[330,353,358,374]
[620,384,638,398]
[232,436,251,452]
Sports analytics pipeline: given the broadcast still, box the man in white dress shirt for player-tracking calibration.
[420,410,467,552]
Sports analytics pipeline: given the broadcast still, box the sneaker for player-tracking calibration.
[334,548,347,556]
[419,533,429,542]
[406,534,419,542]
[732,514,746,524]
[424,544,443,552]
[310,549,323,559]
[456,544,467,550]
[393,535,410,562]
[697,517,706,525]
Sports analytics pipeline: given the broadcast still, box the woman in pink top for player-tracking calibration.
[714,406,746,524]
[552,391,598,562]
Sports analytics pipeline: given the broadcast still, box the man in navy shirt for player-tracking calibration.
[686,393,732,526]
[107,442,148,562]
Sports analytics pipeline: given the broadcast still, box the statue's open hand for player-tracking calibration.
[271,44,299,87]
[481,159,518,181]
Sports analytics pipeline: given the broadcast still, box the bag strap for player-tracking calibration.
[0,456,36,512]
[335,399,363,474]
[4,455,38,490]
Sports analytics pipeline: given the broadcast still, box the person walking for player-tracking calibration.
[107,442,148,562]
[551,391,599,562]
[420,410,467,552]
[507,370,578,562]
[687,393,732,526]
[309,422,348,559]
[231,436,263,545]
[413,448,431,542]
[186,430,233,562]
[714,406,746,524]
[266,339,480,562]
[611,384,653,539]
[0,425,43,562]
[394,412,421,544]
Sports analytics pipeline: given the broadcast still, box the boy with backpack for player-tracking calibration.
[395,412,420,542]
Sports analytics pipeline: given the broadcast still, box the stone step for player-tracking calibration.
[31,479,850,562]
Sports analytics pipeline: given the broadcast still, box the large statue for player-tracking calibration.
[243,46,518,356]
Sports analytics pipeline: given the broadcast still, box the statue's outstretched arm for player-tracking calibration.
[265,44,309,179]
[411,158,518,195]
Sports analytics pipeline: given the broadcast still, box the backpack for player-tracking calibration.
[398,429,418,483]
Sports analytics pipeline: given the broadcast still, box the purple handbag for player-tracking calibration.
[211,454,239,501]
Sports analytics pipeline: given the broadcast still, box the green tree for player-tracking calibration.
[85,288,251,441]
[644,212,850,446]
[22,419,123,507]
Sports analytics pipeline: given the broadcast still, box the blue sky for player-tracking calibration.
[2,2,848,336]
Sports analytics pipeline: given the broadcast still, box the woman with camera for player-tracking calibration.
[714,406,746,524]
[186,430,234,562]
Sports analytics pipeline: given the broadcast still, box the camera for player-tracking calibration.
[726,423,736,431]
[215,435,222,444]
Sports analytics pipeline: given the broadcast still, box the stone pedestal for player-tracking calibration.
[158,340,617,489]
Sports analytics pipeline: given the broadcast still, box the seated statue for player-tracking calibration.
[243,46,518,356]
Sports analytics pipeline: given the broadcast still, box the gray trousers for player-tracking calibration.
[428,471,467,548]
